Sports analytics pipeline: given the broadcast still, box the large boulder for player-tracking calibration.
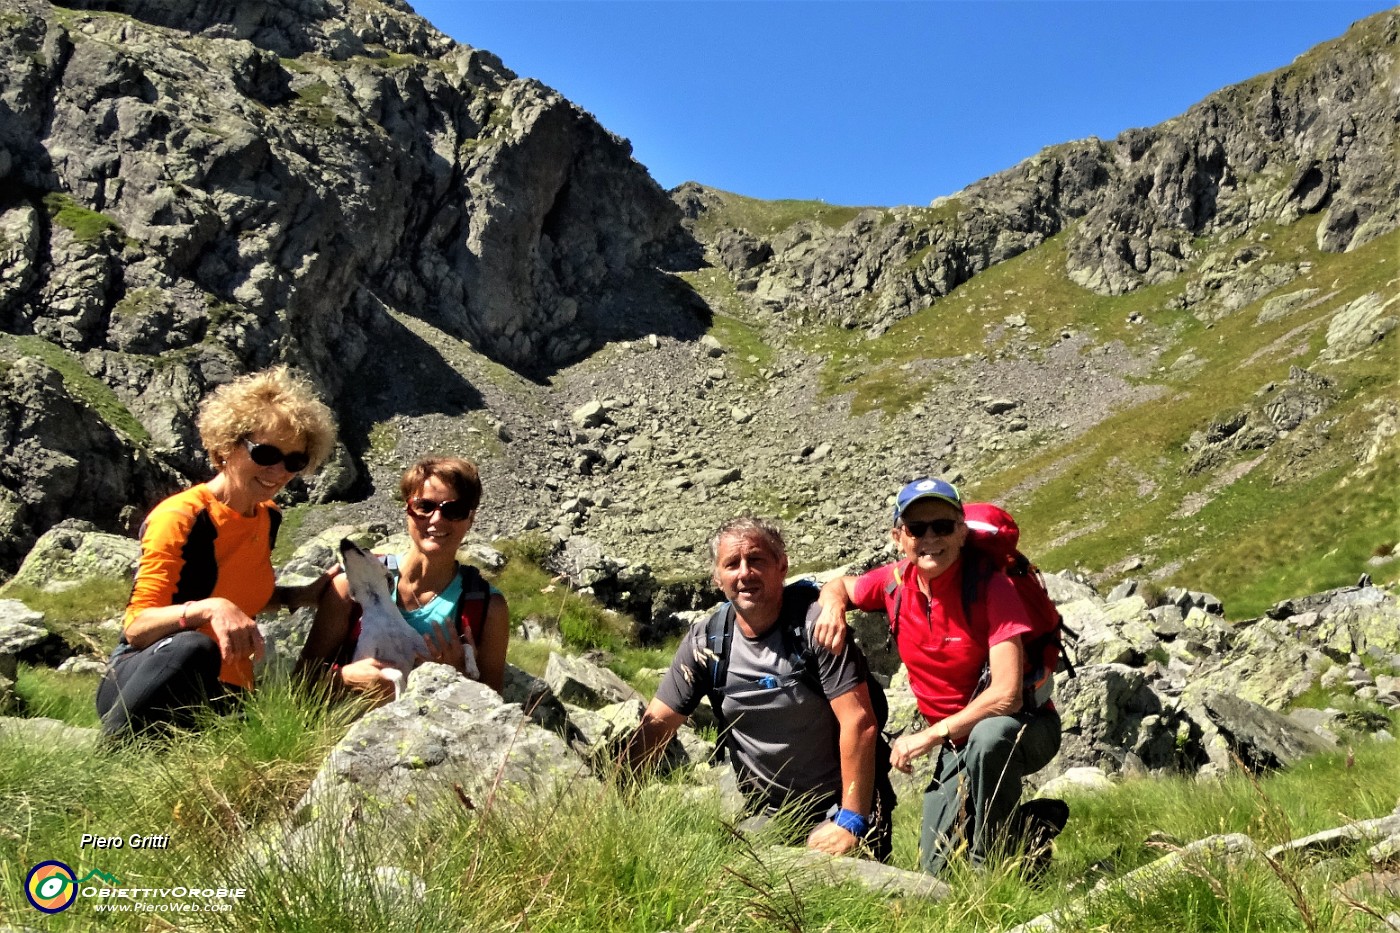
[543,651,643,709]
[291,664,594,840]
[1196,690,1336,772]
[6,519,140,591]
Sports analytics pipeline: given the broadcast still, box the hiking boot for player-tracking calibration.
[1015,797,1069,883]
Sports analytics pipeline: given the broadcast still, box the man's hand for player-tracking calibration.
[338,657,400,701]
[890,726,943,774]
[807,820,859,856]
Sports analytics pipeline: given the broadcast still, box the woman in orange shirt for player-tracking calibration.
[97,366,338,737]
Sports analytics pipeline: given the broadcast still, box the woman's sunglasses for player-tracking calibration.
[900,518,960,539]
[243,439,310,473]
[407,497,473,522]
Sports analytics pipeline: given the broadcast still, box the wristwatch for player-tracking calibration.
[933,721,951,744]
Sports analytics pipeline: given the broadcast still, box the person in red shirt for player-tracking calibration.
[813,477,1061,875]
[97,366,338,738]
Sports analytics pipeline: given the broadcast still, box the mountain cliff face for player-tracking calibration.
[0,1,1394,612]
[0,0,695,565]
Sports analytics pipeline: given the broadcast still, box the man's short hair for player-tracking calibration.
[709,515,787,566]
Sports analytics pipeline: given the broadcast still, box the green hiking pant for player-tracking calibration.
[919,707,1062,875]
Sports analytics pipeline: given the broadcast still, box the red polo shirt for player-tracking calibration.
[852,557,1032,722]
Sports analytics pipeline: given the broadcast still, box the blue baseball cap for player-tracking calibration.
[892,477,963,524]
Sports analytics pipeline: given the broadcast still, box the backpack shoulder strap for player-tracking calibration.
[779,584,825,697]
[886,562,906,645]
[703,603,736,761]
[959,547,992,631]
[454,563,491,642]
[267,507,283,552]
[705,602,736,690]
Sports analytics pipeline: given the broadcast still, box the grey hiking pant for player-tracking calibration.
[919,707,1061,875]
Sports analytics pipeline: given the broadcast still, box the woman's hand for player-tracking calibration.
[890,726,943,774]
[811,599,849,654]
[418,621,466,672]
[337,657,399,701]
[197,597,266,663]
[276,565,342,611]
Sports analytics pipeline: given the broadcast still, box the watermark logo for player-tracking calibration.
[26,860,78,913]
[24,862,122,913]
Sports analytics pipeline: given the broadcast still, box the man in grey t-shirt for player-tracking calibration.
[629,516,892,860]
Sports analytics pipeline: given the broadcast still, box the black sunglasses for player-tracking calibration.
[243,439,310,473]
[901,518,960,539]
[407,497,473,522]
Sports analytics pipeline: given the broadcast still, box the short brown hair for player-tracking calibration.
[195,365,337,472]
[709,515,787,567]
[399,457,482,513]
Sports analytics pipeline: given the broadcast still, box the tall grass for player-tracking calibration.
[3,668,1397,931]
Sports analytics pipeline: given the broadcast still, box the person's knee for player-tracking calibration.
[963,716,1022,767]
[164,630,223,674]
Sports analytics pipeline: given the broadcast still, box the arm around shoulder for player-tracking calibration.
[812,575,859,654]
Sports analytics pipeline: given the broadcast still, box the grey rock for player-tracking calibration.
[694,467,741,488]
[571,401,609,430]
[57,655,106,675]
[1107,580,1138,603]
[763,846,950,901]
[292,664,594,839]
[500,663,570,734]
[0,617,71,666]
[1200,691,1335,770]
[1265,812,1400,859]
[1322,292,1398,361]
[7,520,140,591]
[0,715,99,747]
[1037,766,1114,797]
[543,651,643,709]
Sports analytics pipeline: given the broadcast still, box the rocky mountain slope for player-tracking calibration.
[0,0,1395,617]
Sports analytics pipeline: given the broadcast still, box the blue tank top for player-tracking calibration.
[391,563,464,637]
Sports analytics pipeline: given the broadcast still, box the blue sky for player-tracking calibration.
[409,1,1396,207]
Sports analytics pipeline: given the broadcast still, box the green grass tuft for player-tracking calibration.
[42,192,121,244]
[2,334,153,445]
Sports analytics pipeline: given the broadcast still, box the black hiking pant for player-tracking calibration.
[96,631,237,737]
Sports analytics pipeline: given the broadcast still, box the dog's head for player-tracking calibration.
[339,539,396,613]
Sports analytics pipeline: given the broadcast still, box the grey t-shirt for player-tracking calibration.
[656,590,867,805]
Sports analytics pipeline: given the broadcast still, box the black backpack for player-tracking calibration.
[702,581,890,760]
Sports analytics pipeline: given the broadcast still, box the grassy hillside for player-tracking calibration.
[688,183,1398,617]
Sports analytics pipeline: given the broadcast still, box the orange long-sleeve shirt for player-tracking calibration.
[124,484,279,690]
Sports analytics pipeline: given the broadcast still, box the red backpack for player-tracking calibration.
[960,503,1077,709]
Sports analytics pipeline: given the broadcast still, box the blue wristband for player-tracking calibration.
[833,808,869,838]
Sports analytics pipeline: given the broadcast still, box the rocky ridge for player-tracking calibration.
[682,10,1398,334]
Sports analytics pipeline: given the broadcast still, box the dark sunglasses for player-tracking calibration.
[406,497,473,522]
[901,518,960,538]
[243,439,310,473]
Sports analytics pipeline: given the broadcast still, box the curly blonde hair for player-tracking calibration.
[195,365,337,473]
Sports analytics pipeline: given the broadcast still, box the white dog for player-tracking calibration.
[338,539,479,699]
